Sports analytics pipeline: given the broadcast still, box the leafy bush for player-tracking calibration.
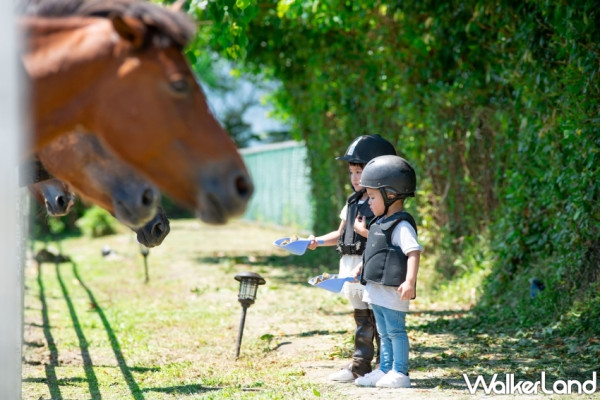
[75,206,116,238]
[29,196,86,240]
[47,217,66,236]
[196,0,599,336]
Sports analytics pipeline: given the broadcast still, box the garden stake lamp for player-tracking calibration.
[234,272,266,358]
[140,244,150,283]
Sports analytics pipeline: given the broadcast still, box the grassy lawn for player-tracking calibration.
[24,219,352,399]
[22,219,599,399]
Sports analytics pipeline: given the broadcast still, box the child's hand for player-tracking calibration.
[353,214,368,238]
[307,235,319,250]
[351,264,362,282]
[397,281,415,300]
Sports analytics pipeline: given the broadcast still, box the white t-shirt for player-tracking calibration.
[338,203,365,295]
[362,220,423,312]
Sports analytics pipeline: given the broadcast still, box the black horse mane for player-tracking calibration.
[22,0,195,48]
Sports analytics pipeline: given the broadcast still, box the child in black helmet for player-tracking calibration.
[307,134,396,382]
[352,155,422,389]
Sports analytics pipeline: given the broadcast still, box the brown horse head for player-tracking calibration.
[37,132,160,229]
[22,0,253,224]
[28,178,75,217]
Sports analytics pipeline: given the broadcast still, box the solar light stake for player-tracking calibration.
[140,245,150,283]
[234,272,266,359]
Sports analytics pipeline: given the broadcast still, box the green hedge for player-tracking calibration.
[194,0,599,334]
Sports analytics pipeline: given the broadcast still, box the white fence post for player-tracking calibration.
[0,1,23,398]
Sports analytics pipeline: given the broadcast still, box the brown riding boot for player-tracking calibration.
[351,309,376,377]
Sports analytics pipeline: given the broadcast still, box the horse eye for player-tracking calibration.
[170,79,190,95]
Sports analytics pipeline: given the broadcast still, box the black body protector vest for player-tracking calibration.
[336,189,374,256]
[360,211,418,298]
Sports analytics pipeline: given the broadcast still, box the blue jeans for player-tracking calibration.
[371,304,409,375]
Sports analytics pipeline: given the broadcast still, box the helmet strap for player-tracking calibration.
[379,188,402,216]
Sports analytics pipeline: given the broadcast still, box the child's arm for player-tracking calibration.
[307,220,344,250]
[351,262,362,282]
[398,250,420,300]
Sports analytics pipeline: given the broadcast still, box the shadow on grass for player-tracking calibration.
[294,329,349,337]
[143,384,220,395]
[22,376,92,385]
[33,253,239,399]
[55,262,101,399]
[70,261,146,400]
[33,255,150,399]
[130,366,161,373]
[406,308,598,385]
[36,262,62,400]
[195,251,340,287]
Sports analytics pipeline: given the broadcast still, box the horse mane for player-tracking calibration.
[22,0,195,48]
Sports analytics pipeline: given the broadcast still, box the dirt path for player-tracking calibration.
[273,309,598,400]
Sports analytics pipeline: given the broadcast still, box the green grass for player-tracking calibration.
[22,219,600,399]
[23,219,356,399]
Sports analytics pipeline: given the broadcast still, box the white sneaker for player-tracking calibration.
[375,370,411,388]
[328,368,356,382]
[355,369,385,387]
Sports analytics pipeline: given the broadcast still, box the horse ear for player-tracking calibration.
[111,16,147,49]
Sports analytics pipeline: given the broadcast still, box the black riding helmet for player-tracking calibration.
[336,134,396,164]
[361,155,416,214]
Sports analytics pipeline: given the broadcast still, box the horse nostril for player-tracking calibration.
[152,222,164,236]
[56,195,66,208]
[234,174,252,199]
[141,188,154,207]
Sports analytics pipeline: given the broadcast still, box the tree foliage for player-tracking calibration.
[192,0,599,334]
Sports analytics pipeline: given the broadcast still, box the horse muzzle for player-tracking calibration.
[113,184,161,229]
[135,207,170,247]
[196,164,254,224]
